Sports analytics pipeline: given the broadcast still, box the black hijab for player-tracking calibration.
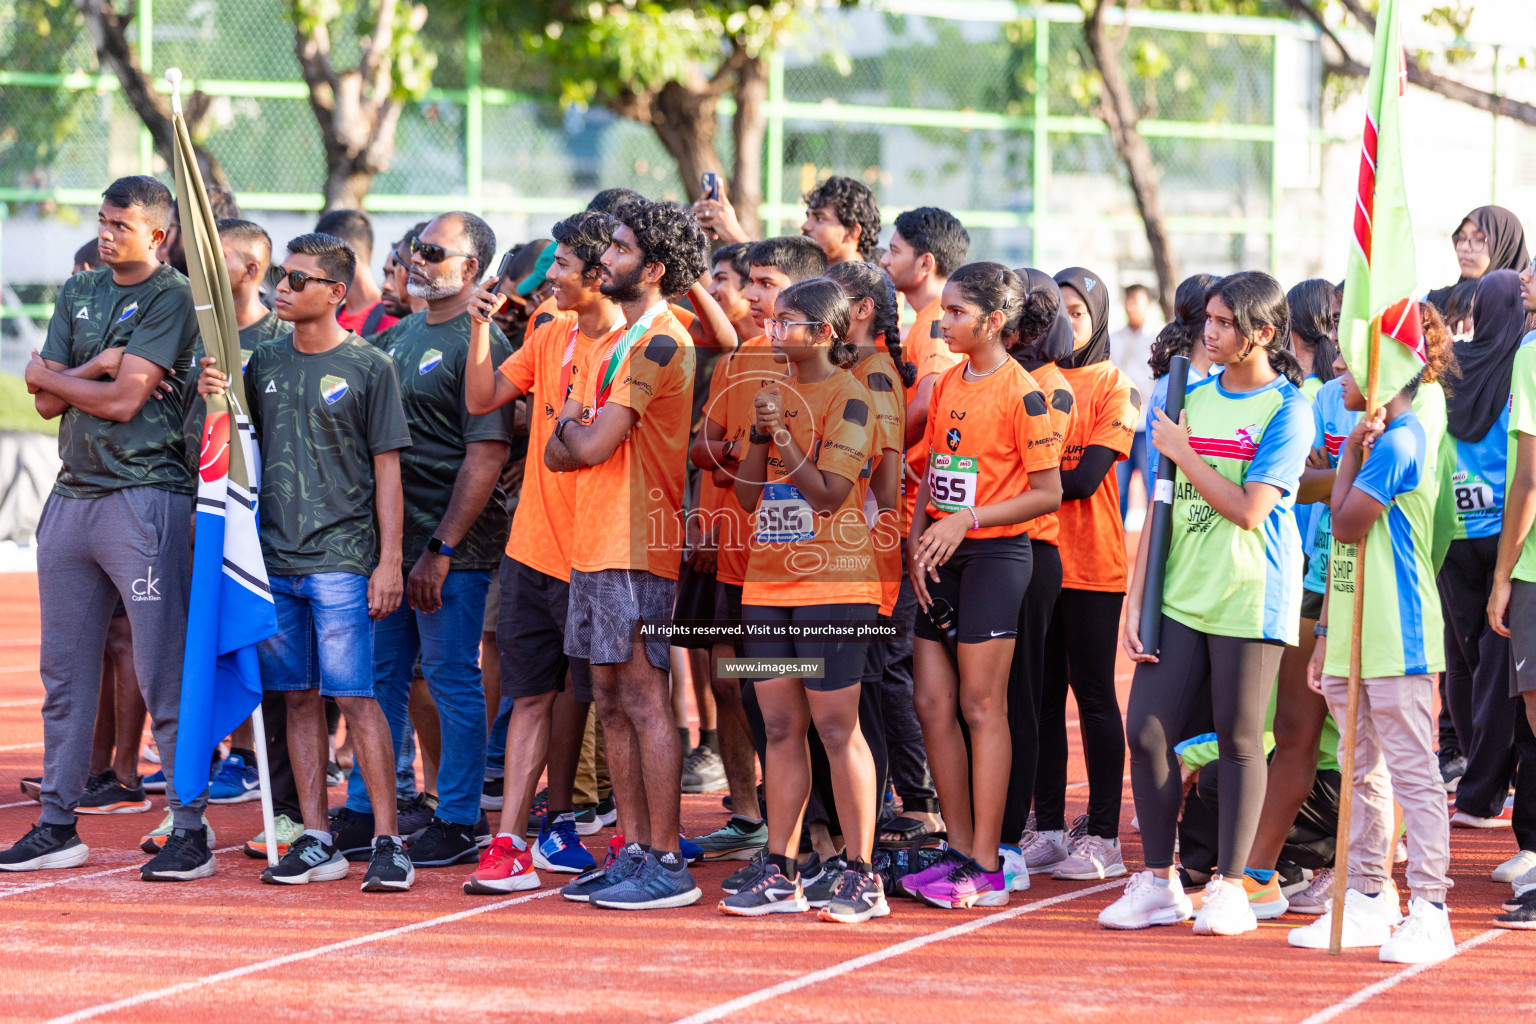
[1054,266,1110,369]
[1446,269,1528,442]
[1427,206,1530,312]
[1009,268,1076,370]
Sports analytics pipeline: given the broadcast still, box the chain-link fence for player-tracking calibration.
[4,0,1535,358]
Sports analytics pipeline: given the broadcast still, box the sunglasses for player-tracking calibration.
[411,237,473,264]
[274,268,342,292]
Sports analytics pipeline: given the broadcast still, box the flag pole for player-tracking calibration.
[1328,315,1381,954]
[167,66,279,866]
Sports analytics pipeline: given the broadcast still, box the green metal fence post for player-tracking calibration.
[138,0,154,175]
[765,51,786,238]
[467,0,484,213]
[1031,14,1049,269]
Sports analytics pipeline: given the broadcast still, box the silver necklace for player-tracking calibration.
[964,356,1006,380]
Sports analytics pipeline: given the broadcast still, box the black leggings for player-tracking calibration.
[1033,589,1126,838]
[1126,614,1282,876]
[1002,542,1062,841]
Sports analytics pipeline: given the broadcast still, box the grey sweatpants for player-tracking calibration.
[36,487,204,829]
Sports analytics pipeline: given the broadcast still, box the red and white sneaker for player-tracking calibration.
[463,834,538,895]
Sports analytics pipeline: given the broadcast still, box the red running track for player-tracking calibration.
[0,571,1531,1023]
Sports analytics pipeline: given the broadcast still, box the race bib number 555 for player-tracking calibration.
[928,453,978,513]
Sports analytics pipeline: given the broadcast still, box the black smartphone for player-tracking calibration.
[495,249,516,284]
[701,171,720,201]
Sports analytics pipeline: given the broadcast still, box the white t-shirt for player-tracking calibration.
[1110,322,1160,430]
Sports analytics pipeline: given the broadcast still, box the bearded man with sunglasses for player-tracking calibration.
[332,213,515,870]
[193,232,415,891]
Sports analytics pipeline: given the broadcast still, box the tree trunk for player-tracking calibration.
[648,80,728,204]
[1081,1,1179,320]
[730,48,768,240]
[75,0,232,188]
[323,163,375,212]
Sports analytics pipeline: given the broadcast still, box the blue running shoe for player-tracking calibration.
[142,769,166,794]
[207,754,261,804]
[679,832,704,865]
[534,814,596,875]
[591,851,702,910]
[561,841,643,903]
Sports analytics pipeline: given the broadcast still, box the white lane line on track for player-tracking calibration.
[1294,928,1505,1024]
[0,844,245,898]
[0,639,40,648]
[0,799,38,810]
[41,887,562,1023]
[669,879,1126,1024]
[0,741,43,752]
[0,695,42,706]
[0,666,40,674]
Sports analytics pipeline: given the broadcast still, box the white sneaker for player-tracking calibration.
[998,844,1032,892]
[1052,833,1127,880]
[1450,809,1512,828]
[1493,850,1536,884]
[1394,839,1408,863]
[1379,898,1456,964]
[1192,877,1258,936]
[1019,829,1069,875]
[1285,869,1332,915]
[1287,888,1395,949]
[1098,870,1193,930]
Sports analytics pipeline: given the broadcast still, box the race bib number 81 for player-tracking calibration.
[928,453,978,513]
[757,482,815,543]
[1454,481,1496,518]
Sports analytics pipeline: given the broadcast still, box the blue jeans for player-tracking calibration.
[1118,430,1150,521]
[258,573,374,696]
[486,693,514,778]
[347,570,491,826]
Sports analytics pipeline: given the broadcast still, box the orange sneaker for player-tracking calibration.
[463,835,538,895]
[1243,873,1289,919]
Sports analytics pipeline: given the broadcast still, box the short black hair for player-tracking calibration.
[892,207,969,278]
[286,232,357,293]
[552,211,620,274]
[72,240,101,270]
[432,211,497,282]
[217,218,272,266]
[612,200,710,297]
[501,237,552,287]
[206,187,242,221]
[803,175,881,261]
[712,242,751,284]
[588,188,646,215]
[747,235,828,284]
[1124,283,1151,300]
[102,175,173,229]
[314,209,374,258]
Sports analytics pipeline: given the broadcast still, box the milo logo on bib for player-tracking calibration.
[929,453,977,513]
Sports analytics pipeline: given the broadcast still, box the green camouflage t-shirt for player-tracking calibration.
[375,312,514,571]
[41,264,199,498]
[245,333,413,576]
[185,310,291,464]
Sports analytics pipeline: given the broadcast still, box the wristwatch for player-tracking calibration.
[1313,623,1327,639]
[427,536,456,556]
[555,417,573,442]
[720,438,737,462]
[749,427,772,445]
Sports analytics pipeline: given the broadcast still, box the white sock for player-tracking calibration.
[303,828,331,845]
[1149,874,1171,888]
[496,832,527,850]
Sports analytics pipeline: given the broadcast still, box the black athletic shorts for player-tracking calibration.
[1300,553,1324,621]
[913,533,1032,644]
[672,559,718,650]
[498,557,592,702]
[861,616,891,684]
[716,580,745,656]
[742,602,876,691]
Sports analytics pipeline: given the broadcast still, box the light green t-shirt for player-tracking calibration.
[1509,340,1536,582]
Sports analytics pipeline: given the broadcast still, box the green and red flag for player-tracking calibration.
[1338,0,1424,399]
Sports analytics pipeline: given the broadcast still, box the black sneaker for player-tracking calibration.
[718,864,808,916]
[722,849,768,894]
[19,777,41,802]
[475,810,492,847]
[397,793,436,838]
[1501,888,1536,913]
[329,806,376,862]
[1496,892,1536,929]
[0,822,89,871]
[1440,753,1468,793]
[326,761,345,787]
[526,788,549,837]
[407,818,480,867]
[141,826,216,881]
[595,795,617,827]
[481,777,504,810]
[76,771,151,815]
[802,853,846,908]
[818,869,890,923]
[261,833,349,885]
[361,836,414,892]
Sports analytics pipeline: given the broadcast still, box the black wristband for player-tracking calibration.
[555,417,573,442]
[749,427,772,445]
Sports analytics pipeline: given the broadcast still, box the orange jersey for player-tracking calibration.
[903,298,960,531]
[1056,360,1140,592]
[705,336,783,586]
[499,311,613,579]
[852,351,906,615]
[524,295,559,347]
[1017,361,1077,549]
[742,369,878,608]
[568,305,696,580]
[922,359,1060,540]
